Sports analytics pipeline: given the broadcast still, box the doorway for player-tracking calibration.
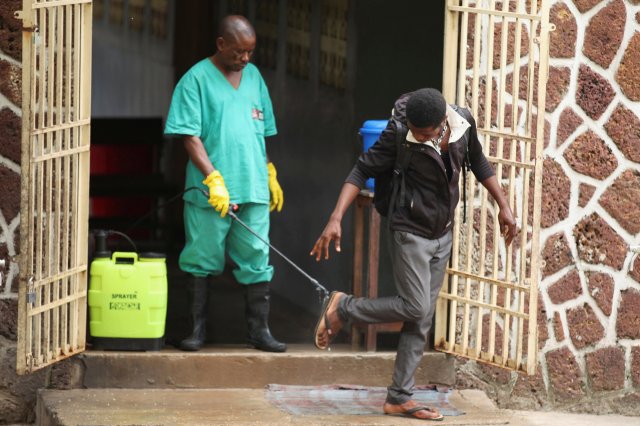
[88,0,446,346]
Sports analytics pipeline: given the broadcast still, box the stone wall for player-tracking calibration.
[0,1,21,296]
[0,0,28,421]
[457,0,640,416]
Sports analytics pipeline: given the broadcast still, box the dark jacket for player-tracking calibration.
[346,93,495,239]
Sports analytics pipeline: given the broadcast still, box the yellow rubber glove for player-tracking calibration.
[203,170,230,217]
[267,162,284,212]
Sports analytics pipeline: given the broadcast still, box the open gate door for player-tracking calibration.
[434,0,552,375]
[16,0,92,374]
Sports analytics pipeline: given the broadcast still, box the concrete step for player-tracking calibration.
[41,348,635,425]
[38,388,506,426]
[80,344,456,389]
[39,387,633,426]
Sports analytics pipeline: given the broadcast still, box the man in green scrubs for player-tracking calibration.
[165,15,286,352]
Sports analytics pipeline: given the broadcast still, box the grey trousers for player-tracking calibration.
[337,229,452,404]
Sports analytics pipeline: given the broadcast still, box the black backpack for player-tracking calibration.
[372,105,472,221]
[372,118,411,218]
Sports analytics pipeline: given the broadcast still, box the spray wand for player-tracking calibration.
[116,186,330,305]
[194,187,330,305]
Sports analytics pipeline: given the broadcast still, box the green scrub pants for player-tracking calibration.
[179,202,274,284]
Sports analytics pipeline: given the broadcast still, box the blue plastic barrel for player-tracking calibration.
[359,120,388,189]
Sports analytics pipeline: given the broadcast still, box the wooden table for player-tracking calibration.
[351,190,402,351]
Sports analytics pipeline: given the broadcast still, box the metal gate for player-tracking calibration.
[434,0,552,375]
[16,0,92,374]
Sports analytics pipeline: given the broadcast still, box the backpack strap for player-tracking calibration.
[387,118,412,219]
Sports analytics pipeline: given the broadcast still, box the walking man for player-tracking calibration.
[310,88,517,420]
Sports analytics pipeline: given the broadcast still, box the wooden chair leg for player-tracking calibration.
[352,199,365,350]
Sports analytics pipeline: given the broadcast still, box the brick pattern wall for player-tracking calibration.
[0,0,21,327]
[0,1,21,302]
[457,0,640,416]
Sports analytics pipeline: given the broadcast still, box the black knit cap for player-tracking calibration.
[405,88,447,128]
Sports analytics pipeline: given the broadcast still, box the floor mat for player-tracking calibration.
[265,384,464,416]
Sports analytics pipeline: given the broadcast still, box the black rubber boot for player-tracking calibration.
[180,275,208,351]
[243,282,287,352]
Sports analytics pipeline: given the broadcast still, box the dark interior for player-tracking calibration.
[88,0,445,348]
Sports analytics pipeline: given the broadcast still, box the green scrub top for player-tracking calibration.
[165,59,277,207]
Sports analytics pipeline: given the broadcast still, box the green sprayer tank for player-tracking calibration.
[89,250,167,350]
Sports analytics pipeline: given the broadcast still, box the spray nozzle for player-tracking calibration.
[93,229,138,258]
[94,230,111,258]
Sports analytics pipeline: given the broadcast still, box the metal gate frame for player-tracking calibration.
[16,0,92,374]
[435,0,552,375]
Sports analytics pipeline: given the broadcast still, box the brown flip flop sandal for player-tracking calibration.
[385,405,444,421]
[314,291,341,350]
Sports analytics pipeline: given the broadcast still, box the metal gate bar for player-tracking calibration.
[17,0,92,374]
[436,0,551,375]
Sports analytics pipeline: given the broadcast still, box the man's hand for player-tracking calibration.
[203,170,230,217]
[498,206,518,246]
[267,162,284,212]
[479,175,519,246]
[310,218,342,261]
